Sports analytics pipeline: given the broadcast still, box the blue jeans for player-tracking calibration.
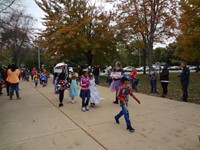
[115,102,131,128]
[10,83,19,97]
[150,80,157,93]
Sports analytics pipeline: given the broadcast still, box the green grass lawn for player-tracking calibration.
[100,72,200,104]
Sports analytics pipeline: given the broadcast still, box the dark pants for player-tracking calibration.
[150,80,157,93]
[34,81,38,87]
[161,82,168,96]
[95,75,100,85]
[115,102,131,128]
[80,89,90,107]
[59,89,65,103]
[181,82,188,102]
[10,83,20,97]
[6,83,10,96]
[131,79,139,92]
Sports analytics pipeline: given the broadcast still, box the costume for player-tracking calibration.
[110,68,123,104]
[89,78,100,104]
[69,79,78,98]
[57,72,67,107]
[80,75,90,110]
[114,81,140,132]
[33,74,39,87]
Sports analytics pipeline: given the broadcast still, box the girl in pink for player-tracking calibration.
[80,70,90,112]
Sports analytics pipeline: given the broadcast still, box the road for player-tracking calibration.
[0,79,199,150]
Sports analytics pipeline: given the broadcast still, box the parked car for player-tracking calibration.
[168,66,181,70]
[136,66,149,72]
[123,66,133,72]
[188,65,197,70]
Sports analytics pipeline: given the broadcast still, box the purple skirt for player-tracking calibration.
[110,80,122,92]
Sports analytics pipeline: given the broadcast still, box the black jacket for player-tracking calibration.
[160,68,169,81]
[180,67,190,84]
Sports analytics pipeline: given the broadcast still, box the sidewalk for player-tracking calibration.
[0,80,199,150]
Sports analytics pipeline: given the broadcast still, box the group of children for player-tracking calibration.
[33,69,49,87]
[79,70,101,112]
[53,62,141,133]
[56,68,100,112]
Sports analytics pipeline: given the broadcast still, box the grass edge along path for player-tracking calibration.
[100,72,200,104]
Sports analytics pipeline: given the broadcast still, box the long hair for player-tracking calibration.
[10,64,17,72]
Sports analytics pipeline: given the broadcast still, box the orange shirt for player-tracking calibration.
[6,69,20,83]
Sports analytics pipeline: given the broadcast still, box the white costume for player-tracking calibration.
[89,78,100,104]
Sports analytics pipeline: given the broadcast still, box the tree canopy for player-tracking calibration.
[176,0,200,63]
[106,0,179,73]
[35,0,118,66]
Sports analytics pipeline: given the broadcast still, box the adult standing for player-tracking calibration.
[110,61,123,104]
[129,67,139,92]
[149,67,158,93]
[160,65,169,97]
[93,65,100,85]
[179,62,190,102]
[6,64,21,100]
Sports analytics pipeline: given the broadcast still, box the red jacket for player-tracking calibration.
[117,86,133,102]
[130,70,137,80]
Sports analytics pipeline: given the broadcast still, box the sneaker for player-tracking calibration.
[114,116,120,124]
[85,106,89,111]
[82,107,86,112]
[127,126,135,132]
[113,101,118,104]
[71,100,75,104]
[59,103,63,107]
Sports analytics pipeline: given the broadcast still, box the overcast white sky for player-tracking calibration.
[22,0,168,47]
[23,0,45,29]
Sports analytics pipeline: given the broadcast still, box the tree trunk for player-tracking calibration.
[142,48,146,75]
[84,50,93,67]
[148,43,153,73]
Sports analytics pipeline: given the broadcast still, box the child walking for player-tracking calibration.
[89,73,100,106]
[33,72,39,87]
[57,67,67,107]
[69,73,78,103]
[80,70,90,112]
[114,74,140,132]
[41,69,47,87]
